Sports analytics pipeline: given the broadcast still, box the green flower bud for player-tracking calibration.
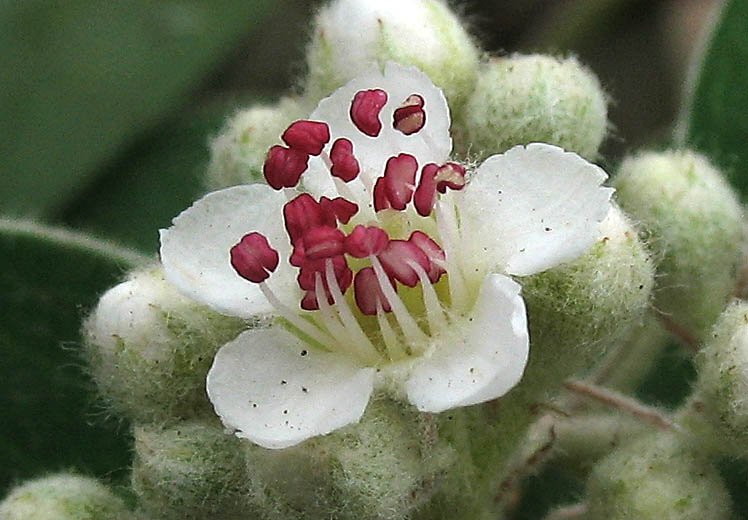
[458,54,607,161]
[0,474,133,520]
[132,420,258,520]
[83,267,245,423]
[243,397,458,520]
[304,0,480,111]
[614,150,744,341]
[587,431,733,519]
[520,205,655,380]
[206,97,304,190]
[693,301,748,455]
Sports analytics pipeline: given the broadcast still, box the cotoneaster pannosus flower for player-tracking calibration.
[160,63,613,449]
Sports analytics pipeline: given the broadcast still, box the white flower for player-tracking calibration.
[160,63,612,449]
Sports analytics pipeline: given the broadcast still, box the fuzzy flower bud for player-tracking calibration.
[132,421,258,520]
[0,474,134,520]
[694,301,748,455]
[586,431,733,519]
[520,205,655,380]
[614,150,744,341]
[206,97,304,190]
[304,0,480,111]
[83,267,245,423]
[457,54,608,160]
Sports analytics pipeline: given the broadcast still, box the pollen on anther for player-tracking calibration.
[393,94,426,135]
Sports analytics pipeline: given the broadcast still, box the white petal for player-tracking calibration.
[405,274,529,412]
[303,62,452,208]
[160,185,298,319]
[207,327,376,449]
[459,143,613,277]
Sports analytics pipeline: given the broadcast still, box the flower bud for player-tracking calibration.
[83,267,245,423]
[457,54,608,160]
[586,431,733,519]
[0,474,133,520]
[206,97,304,190]
[304,0,480,111]
[520,205,655,381]
[132,421,258,520]
[694,301,748,455]
[614,150,744,341]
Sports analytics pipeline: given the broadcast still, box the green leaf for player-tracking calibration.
[0,219,149,494]
[0,0,275,217]
[58,98,256,254]
[682,0,748,198]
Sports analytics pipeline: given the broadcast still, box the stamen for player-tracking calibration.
[329,138,360,181]
[258,282,335,348]
[353,266,393,315]
[345,226,390,258]
[406,259,447,336]
[376,302,409,360]
[414,163,438,217]
[263,145,309,190]
[230,233,279,283]
[319,197,358,225]
[435,162,467,193]
[373,177,392,212]
[383,154,418,210]
[377,240,430,287]
[434,200,468,310]
[409,231,446,283]
[281,120,330,156]
[313,272,359,356]
[302,226,345,260]
[324,259,380,363]
[370,255,429,348]
[350,89,388,137]
[283,194,325,245]
[393,94,426,135]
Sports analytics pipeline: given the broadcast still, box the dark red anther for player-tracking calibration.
[377,240,430,287]
[344,225,390,258]
[320,196,358,225]
[302,226,346,261]
[350,89,388,137]
[373,177,392,212]
[230,232,280,283]
[435,162,467,193]
[263,145,309,190]
[393,94,425,135]
[414,163,439,216]
[300,257,353,310]
[354,266,396,315]
[384,153,418,210]
[409,231,446,283]
[301,290,326,311]
[329,138,360,181]
[281,120,330,156]
[283,194,325,245]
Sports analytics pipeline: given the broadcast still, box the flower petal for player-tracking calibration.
[303,62,451,208]
[160,185,297,319]
[207,327,376,449]
[405,273,529,412]
[459,143,613,277]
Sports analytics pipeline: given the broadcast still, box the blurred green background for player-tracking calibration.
[3,0,744,516]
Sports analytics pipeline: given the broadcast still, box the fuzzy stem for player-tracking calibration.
[656,311,699,352]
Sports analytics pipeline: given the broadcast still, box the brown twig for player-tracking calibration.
[563,379,674,431]
[655,311,699,352]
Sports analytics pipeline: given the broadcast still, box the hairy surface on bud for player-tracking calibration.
[614,150,744,341]
[305,0,480,111]
[695,301,748,455]
[587,431,733,519]
[206,97,304,190]
[458,54,607,161]
[520,205,655,380]
[132,421,259,520]
[83,267,246,423]
[0,474,133,520]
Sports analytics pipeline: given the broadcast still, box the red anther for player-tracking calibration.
[281,120,330,156]
[409,231,446,283]
[297,256,352,292]
[301,290,325,310]
[354,266,396,315]
[384,154,418,210]
[377,240,430,287]
[414,163,439,216]
[283,194,325,245]
[373,177,392,212]
[303,226,346,261]
[350,89,388,137]
[435,162,467,193]
[329,138,360,181]
[263,145,309,190]
[344,225,390,258]
[230,232,280,284]
[320,196,358,225]
[289,243,306,267]
[393,94,425,135]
